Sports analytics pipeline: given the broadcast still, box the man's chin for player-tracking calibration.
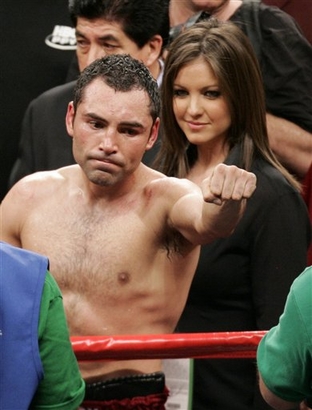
[86,170,114,187]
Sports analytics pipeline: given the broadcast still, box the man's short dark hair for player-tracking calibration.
[68,0,170,51]
[74,54,161,121]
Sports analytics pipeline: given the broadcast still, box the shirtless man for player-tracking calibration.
[0,54,256,410]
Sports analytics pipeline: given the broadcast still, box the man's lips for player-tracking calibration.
[89,157,122,169]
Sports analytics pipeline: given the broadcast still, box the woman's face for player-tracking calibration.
[172,56,231,148]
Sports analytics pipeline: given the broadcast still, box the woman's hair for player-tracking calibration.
[154,18,299,190]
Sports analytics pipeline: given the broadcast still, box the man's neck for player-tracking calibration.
[214,0,243,21]
[169,0,196,27]
[169,0,243,26]
[149,59,163,86]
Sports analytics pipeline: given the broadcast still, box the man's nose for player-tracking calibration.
[85,44,108,67]
[99,132,118,154]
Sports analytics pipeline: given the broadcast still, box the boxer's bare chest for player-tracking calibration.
[22,196,162,293]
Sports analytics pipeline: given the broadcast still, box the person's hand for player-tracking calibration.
[201,164,257,205]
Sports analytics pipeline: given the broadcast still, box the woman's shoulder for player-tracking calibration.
[251,157,299,198]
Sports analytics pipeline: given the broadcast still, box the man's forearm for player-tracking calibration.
[266,113,312,179]
[259,374,301,410]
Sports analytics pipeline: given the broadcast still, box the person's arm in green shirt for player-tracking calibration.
[257,267,312,410]
[31,271,85,410]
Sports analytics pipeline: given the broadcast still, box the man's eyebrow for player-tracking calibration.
[83,113,145,130]
[75,30,119,43]
[119,121,145,130]
[84,112,106,121]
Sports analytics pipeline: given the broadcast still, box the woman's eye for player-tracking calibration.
[205,90,221,99]
[173,89,187,97]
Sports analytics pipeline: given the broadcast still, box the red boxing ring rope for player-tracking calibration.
[71,331,267,361]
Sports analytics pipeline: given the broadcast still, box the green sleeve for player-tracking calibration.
[30,271,85,410]
[257,267,312,402]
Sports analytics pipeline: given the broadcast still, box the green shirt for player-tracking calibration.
[30,271,85,409]
[257,266,312,403]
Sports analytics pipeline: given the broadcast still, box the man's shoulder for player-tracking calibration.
[137,166,198,205]
[236,1,297,28]
[292,267,312,296]
[244,0,303,29]
[8,166,77,201]
[146,171,200,200]
[282,267,312,331]
[31,80,76,106]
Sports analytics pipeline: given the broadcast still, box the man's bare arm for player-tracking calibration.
[259,374,309,410]
[0,175,40,247]
[0,189,23,246]
[170,164,257,245]
[266,113,312,179]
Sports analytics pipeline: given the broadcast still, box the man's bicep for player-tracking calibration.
[0,188,25,246]
[169,192,207,244]
[259,375,299,410]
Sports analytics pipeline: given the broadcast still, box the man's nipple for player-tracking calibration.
[117,271,130,284]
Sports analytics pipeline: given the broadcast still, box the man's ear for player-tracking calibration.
[146,117,160,151]
[145,35,163,67]
[65,101,75,138]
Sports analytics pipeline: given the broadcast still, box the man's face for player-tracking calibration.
[75,17,151,72]
[66,78,159,187]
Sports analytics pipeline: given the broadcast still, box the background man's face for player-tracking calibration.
[75,17,150,72]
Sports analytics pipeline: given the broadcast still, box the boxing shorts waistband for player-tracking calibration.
[84,371,166,401]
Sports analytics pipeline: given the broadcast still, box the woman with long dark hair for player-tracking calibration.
[155,19,311,409]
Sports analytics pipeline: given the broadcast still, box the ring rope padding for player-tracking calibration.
[71,331,267,361]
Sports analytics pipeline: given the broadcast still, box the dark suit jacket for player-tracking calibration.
[9,81,76,186]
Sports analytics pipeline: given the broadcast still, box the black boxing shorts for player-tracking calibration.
[80,371,169,410]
